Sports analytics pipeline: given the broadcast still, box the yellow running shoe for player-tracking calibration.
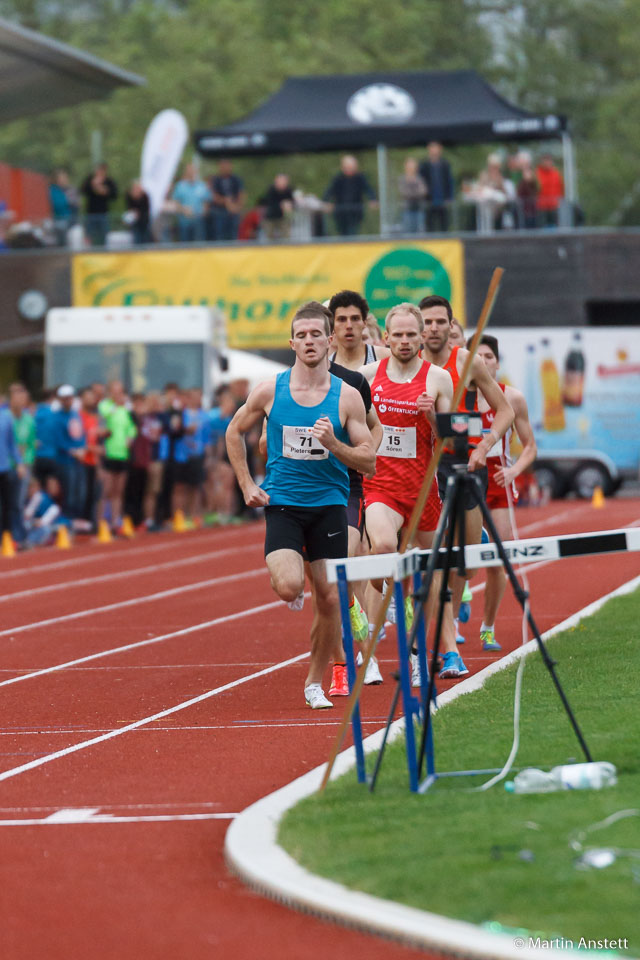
[349,597,368,642]
[404,595,414,632]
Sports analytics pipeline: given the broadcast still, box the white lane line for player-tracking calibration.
[0,720,378,735]
[0,649,311,784]
[0,525,255,580]
[0,544,261,604]
[0,592,311,689]
[0,566,268,641]
[0,812,237,826]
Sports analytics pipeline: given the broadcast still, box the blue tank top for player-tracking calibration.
[263,369,350,506]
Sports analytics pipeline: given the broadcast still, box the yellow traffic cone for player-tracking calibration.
[1,530,15,558]
[121,515,135,538]
[172,509,186,533]
[97,519,113,543]
[55,525,72,550]
[592,486,605,509]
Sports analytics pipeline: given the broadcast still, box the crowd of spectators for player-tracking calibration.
[0,142,569,250]
[0,378,261,551]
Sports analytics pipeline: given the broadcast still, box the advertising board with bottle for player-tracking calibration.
[474,327,640,473]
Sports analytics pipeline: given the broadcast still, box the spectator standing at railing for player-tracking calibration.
[260,173,295,240]
[209,160,245,241]
[81,163,118,246]
[517,165,539,229]
[49,169,79,245]
[323,155,377,237]
[419,142,454,232]
[124,181,152,245]
[54,385,86,524]
[171,163,210,243]
[398,157,428,233]
[536,154,564,227]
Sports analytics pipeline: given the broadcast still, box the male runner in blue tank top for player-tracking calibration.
[226,302,376,709]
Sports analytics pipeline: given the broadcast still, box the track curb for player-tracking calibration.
[225,574,640,958]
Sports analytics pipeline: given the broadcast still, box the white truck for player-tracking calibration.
[45,305,227,403]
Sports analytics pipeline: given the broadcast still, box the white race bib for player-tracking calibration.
[379,424,416,458]
[282,425,329,460]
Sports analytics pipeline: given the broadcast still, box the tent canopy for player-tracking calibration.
[0,16,145,123]
[195,70,566,157]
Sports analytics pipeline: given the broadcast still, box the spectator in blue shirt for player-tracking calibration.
[34,388,60,487]
[54,385,86,521]
[419,141,455,233]
[172,163,211,243]
[0,405,22,537]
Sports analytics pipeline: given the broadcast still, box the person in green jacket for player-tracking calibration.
[98,380,137,532]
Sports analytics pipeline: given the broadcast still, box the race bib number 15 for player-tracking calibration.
[379,424,416,458]
[282,425,329,460]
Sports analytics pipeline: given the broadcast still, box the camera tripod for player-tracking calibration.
[370,440,593,794]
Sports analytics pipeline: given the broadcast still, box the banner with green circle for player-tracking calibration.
[365,247,452,321]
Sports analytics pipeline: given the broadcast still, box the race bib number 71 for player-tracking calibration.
[282,425,329,460]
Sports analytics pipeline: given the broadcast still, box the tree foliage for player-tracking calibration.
[0,0,638,223]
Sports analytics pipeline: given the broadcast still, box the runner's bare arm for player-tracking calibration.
[494,387,537,487]
[467,356,514,471]
[225,380,275,507]
[417,365,453,428]
[366,404,383,453]
[373,344,391,360]
[358,359,382,384]
[311,384,376,477]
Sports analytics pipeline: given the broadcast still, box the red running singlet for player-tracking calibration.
[364,358,441,531]
[481,382,518,510]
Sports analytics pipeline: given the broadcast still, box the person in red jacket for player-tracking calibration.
[536,154,564,227]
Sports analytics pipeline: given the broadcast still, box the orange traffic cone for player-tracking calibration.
[172,509,186,533]
[121,515,135,538]
[592,486,605,509]
[1,530,15,558]
[55,525,72,550]
[97,519,113,543]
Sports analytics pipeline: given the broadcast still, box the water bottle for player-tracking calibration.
[505,762,617,794]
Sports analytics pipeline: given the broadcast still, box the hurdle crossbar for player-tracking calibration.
[326,527,640,584]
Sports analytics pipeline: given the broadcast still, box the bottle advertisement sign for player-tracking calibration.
[473,327,640,473]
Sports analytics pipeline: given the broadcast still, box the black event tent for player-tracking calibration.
[194,70,567,157]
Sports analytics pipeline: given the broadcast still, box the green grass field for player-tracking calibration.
[280,589,640,954]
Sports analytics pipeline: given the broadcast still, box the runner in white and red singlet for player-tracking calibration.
[361,302,468,680]
[476,335,537,651]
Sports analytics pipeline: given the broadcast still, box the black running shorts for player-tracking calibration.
[437,453,488,511]
[264,504,348,563]
[346,479,365,535]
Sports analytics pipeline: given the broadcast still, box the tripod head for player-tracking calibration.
[435,412,483,459]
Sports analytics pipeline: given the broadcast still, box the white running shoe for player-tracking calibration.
[304,684,333,709]
[410,652,422,688]
[287,591,305,612]
[364,655,383,685]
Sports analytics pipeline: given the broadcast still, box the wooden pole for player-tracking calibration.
[318,267,504,792]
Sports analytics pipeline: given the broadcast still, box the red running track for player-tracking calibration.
[0,500,639,960]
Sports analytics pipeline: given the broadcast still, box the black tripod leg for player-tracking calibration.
[368,475,456,793]
[417,474,462,779]
[473,477,593,762]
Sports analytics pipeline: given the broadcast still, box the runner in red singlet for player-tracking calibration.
[420,295,514,635]
[361,302,467,680]
[476,335,537,651]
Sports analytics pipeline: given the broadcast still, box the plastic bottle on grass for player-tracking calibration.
[505,762,617,794]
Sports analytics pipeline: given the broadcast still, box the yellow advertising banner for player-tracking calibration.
[72,239,465,349]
